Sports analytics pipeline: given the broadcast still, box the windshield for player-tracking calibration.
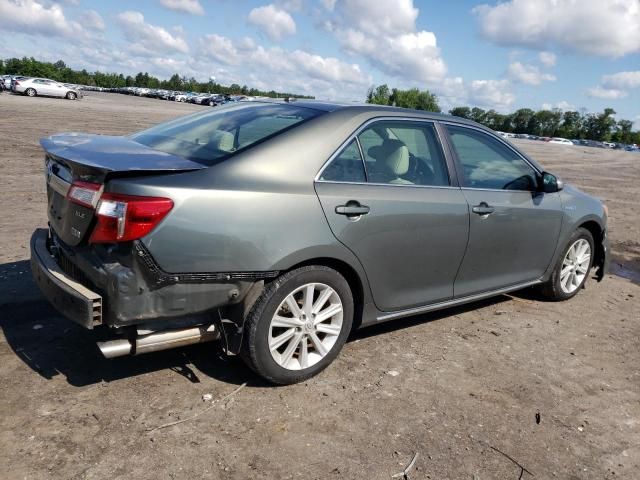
[130,102,323,165]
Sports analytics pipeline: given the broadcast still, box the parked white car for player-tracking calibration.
[548,137,574,145]
[14,77,82,99]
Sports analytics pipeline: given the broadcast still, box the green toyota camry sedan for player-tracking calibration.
[31,100,609,384]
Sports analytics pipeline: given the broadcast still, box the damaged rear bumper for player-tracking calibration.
[31,228,272,328]
[30,229,102,329]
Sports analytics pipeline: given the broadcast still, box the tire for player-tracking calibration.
[241,266,354,385]
[25,88,36,97]
[540,227,594,301]
[66,91,76,100]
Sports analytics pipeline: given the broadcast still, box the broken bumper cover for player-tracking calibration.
[30,229,103,329]
[31,228,273,328]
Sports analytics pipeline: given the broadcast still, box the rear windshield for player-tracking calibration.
[130,102,323,165]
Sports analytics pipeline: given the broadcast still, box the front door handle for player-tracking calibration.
[335,201,370,217]
[472,202,495,216]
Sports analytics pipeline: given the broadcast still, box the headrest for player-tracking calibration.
[212,131,234,152]
[378,139,409,176]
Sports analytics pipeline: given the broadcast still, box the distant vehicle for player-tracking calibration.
[602,142,615,149]
[547,138,573,145]
[1,75,11,90]
[13,77,82,100]
[10,75,30,91]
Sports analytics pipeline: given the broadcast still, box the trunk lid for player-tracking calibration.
[41,133,205,246]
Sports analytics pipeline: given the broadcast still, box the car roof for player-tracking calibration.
[252,99,483,127]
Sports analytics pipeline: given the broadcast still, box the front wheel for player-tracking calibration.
[66,91,77,100]
[540,227,594,300]
[241,266,353,384]
[25,88,36,97]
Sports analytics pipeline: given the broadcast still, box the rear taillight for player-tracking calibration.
[89,193,173,243]
[67,181,102,208]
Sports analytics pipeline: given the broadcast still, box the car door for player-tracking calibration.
[315,119,469,312]
[34,79,55,96]
[444,124,563,297]
[50,81,66,97]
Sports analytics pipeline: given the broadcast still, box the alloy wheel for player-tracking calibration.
[268,282,343,370]
[560,238,591,294]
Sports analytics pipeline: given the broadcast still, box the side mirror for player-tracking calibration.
[540,172,563,193]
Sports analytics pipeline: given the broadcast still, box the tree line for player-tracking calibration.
[366,84,639,144]
[0,57,313,99]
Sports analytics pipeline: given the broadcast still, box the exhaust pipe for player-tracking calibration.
[98,324,220,359]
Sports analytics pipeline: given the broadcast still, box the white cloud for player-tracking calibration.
[199,34,242,65]
[586,86,628,99]
[601,71,640,90]
[159,0,204,16]
[321,0,337,11]
[198,33,371,98]
[538,51,556,67]
[473,0,640,57]
[117,11,189,54]
[587,71,640,100]
[248,4,296,41]
[277,0,304,12]
[468,79,515,110]
[0,0,84,38]
[541,100,575,111]
[79,10,105,32]
[507,62,556,85]
[328,0,447,84]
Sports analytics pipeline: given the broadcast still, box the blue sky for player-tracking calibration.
[1,0,639,125]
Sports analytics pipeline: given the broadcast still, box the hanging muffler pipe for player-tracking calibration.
[97,324,220,359]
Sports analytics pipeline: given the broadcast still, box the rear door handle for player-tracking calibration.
[472,202,495,216]
[335,201,370,217]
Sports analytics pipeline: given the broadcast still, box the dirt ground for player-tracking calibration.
[1,92,638,480]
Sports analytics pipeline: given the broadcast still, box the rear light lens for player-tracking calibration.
[89,193,173,243]
[67,181,102,208]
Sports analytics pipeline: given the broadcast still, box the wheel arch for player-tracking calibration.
[281,257,366,331]
[577,219,606,280]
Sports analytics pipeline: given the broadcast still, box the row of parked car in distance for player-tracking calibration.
[496,131,639,152]
[112,86,252,107]
[1,75,249,107]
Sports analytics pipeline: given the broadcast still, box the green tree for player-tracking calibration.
[558,111,582,138]
[470,107,487,124]
[512,108,535,133]
[449,106,471,119]
[366,84,391,105]
[612,119,633,144]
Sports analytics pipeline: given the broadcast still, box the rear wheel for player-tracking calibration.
[66,91,77,100]
[25,88,36,97]
[241,266,353,384]
[540,228,594,300]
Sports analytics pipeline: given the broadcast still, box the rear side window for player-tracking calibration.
[130,103,323,166]
[320,120,450,187]
[358,121,449,186]
[447,125,538,191]
[320,140,366,182]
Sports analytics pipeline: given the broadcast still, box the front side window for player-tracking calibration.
[357,121,449,186]
[130,103,323,166]
[447,125,538,191]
